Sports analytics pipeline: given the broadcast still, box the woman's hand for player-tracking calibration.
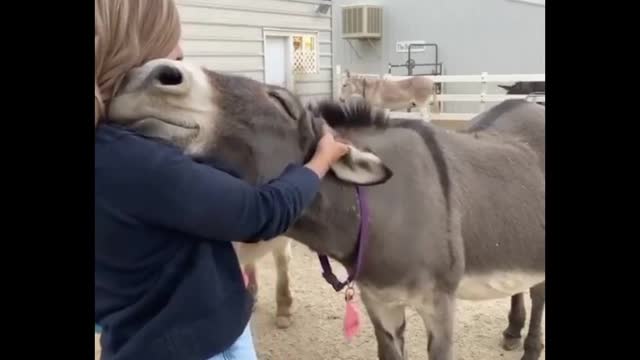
[316,130,350,164]
[305,125,350,178]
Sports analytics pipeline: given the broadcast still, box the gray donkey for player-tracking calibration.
[108,59,545,360]
[462,99,545,358]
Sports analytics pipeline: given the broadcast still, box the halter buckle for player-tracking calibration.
[344,283,356,302]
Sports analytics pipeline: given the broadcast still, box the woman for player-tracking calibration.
[94,1,348,359]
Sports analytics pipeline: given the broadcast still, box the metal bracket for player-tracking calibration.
[346,39,380,60]
[346,39,363,59]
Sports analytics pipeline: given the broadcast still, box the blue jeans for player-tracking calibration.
[207,323,257,360]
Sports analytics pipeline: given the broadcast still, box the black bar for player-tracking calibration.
[387,41,443,76]
[409,43,440,75]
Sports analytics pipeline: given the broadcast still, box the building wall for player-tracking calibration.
[177,0,335,103]
[332,0,544,112]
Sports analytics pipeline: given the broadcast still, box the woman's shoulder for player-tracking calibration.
[96,122,175,147]
[95,122,185,177]
[94,122,244,180]
[96,122,181,155]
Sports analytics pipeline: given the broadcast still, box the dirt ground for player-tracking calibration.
[95,241,544,360]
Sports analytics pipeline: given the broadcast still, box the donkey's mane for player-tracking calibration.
[315,99,389,129]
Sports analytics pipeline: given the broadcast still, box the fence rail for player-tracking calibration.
[383,73,545,83]
[335,65,545,122]
[434,93,546,103]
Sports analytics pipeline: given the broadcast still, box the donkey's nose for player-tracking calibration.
[154,65,183,86]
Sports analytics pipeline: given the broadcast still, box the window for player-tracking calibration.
[293,34,318,74]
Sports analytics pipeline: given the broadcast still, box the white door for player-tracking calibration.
[265,36,291,89]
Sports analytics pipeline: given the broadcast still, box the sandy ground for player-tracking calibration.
[95,242,544,360]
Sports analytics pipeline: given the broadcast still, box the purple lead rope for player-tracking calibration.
[318,185,370,292]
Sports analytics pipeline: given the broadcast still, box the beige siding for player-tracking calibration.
[177,0,334,98]
[295,81,333,96]
[180,0,329,14]
[228,71,265,82]
[295,69,333,82]
[299,94,334,104]
[318,31,332,42]
[181,24,263,40]
[319,43,332,54]
[187,56,264,72]
[179,6,330,31]
[182,40,263,54]
[319,55,332,69]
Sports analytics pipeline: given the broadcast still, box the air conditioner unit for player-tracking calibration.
[341,5,383,39]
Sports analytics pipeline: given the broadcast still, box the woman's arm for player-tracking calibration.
[142,153,320,242]
[95,125,347,243]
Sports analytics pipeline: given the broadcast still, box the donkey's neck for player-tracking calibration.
[363,79,382,99]
[287,178,361,268]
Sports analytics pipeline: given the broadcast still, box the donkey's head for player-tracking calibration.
[498,81,546,95]
[339,71,367,102]
[109,59,391,186]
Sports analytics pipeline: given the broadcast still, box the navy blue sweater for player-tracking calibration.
[95,124,320,360]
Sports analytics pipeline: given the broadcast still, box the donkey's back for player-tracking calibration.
[465,100,545,171]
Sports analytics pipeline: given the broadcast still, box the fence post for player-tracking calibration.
[334,65,342,101]
[479,72,488,112]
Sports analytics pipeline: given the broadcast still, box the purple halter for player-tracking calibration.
[317,185,370,292]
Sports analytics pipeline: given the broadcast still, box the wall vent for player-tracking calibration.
[342,5,382,39]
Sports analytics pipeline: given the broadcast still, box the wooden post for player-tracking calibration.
[479,72,488,112]
[334,65,342,101]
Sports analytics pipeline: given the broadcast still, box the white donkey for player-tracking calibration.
[339,70,436,120]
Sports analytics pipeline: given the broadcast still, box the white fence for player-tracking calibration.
[334,66,545,121]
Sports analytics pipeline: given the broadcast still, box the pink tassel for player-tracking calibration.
[242,271,249,287]
[343,300,361,341]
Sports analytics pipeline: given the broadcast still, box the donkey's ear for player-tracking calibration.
[498,84,513,92]
[345,70,351,78]
[330,145,393,186]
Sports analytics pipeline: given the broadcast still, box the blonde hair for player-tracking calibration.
[95,0,181,125]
